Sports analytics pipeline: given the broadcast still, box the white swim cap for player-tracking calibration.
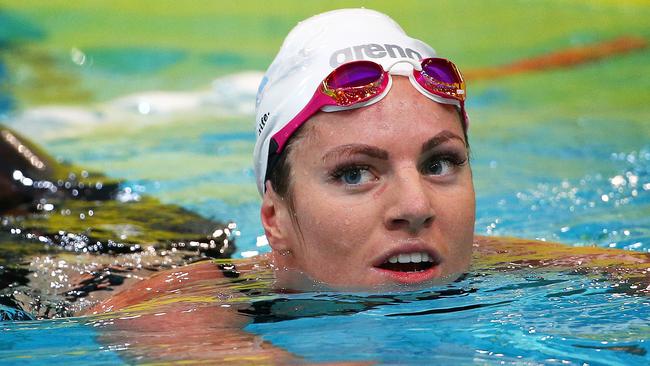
[254,8,455,196]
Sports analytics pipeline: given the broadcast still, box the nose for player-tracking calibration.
[383,168,435,233]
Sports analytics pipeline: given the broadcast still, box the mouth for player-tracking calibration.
[373,249,443,284]
[376,252,437,272]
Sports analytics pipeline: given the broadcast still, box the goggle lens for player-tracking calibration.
[324,61,385,106]
[418,58,465,101]
[326,61,384,89]
[422,58,457,84]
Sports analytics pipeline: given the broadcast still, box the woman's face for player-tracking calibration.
[263,77,475,290]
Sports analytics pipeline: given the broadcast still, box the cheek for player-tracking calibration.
[450,187,475,224]
[447,185,475,260]
[291,185,373,257]
[434,180,475,239]
[446,173,475,218]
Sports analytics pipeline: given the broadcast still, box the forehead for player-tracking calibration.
[295,77,464,152]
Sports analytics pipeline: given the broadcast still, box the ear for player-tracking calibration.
[260,181,293,252]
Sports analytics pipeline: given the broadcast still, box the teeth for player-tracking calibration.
[398,253,411,263]
[386,252,432,264]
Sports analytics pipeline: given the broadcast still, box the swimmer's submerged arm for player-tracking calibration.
[473,236,650,294]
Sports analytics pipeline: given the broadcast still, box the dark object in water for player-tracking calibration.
[0,124,235,257]
[0,126,119,213]
[0,124,237,318]
[0,126,58,211]
[573,343,647,356]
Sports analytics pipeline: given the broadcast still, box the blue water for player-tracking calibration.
[0,318,123,365]
[2,268,646,365]
[246,271,650,365]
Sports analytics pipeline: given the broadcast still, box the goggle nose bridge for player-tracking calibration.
[382,58,423,76]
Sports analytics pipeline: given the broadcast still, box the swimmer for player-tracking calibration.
[98,7,472,296]
[83,9,649,363]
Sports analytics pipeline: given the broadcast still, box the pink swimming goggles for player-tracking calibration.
[266,57,466,180]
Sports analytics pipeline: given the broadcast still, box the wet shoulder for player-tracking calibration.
[82,254,273,315]
[473,235,649,273]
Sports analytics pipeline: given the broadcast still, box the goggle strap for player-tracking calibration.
[271,90,332,153]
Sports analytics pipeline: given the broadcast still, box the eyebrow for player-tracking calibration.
[322,144,389,163]
[321,130,465,163]
[420,130,466,153]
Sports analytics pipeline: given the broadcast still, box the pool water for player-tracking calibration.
[1,1,649,364]
[246,270,649,365]
[1,255,648,365]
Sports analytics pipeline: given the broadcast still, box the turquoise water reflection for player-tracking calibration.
[0,318,122,365]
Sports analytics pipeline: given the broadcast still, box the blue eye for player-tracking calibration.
[342,169,362,184]
[332,166,375,186]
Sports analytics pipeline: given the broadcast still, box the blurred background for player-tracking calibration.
[1,0,649,257]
